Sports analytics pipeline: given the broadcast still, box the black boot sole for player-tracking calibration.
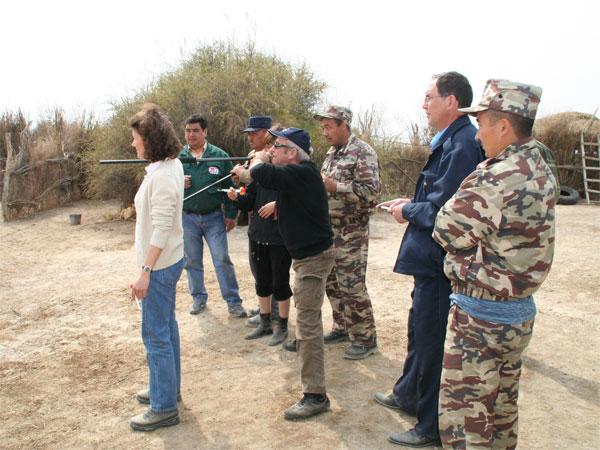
[244,328,273,340]
[130,414,180,431]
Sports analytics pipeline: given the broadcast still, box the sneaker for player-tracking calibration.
[282,339,297,352]
[129,408,179,431]
[189,301,206,315]
[248,306,260,317]
[244,322,273,340]
[284,394,330,420]
[324,330,350,344]
[245,314,261,328]
[136,389,182,405]
[228,305,247,318]
[268,326,288,346]
[343,344,378,360]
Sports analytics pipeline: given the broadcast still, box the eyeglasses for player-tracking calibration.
[273,142,294,149]
[424,95,447,104]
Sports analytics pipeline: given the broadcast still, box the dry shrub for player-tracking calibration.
[378,142,429,199]
[1,108,95,220]
[366,118,433,200]
[533,111,600,190]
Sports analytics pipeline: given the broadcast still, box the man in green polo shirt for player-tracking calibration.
[180,114,246,317]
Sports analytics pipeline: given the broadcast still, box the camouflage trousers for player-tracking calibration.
[326,219,376,346]
[439,305,534,450]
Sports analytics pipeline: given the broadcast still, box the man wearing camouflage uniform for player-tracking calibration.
[433,79,557,449]
[315,106,381,360]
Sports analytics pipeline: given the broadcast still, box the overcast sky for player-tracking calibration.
[2,0,598,136]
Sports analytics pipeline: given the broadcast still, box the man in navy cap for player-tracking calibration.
[240,116,281,327]
[231,127,335,420]
[242,116,272,153]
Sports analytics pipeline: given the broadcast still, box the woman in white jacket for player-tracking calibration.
[128,104,185,431]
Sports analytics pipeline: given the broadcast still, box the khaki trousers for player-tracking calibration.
[292,246,335,394]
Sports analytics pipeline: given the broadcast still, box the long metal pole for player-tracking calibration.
[99,156,251,164]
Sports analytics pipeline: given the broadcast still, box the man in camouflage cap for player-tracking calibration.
[314,105,381,360]
[433,79,557,449]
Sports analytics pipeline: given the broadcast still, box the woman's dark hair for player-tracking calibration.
[264,123,284,146]
[129,103,182,162]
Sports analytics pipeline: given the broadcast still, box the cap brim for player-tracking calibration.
[267,129,286,138]
[242,127,263,133]
[458,105,488,116]
[314,114,340,121]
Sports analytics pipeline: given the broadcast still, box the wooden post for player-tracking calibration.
[2,132,14,221]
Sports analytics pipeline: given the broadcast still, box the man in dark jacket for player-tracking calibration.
[239,116,281,327]
[375,72,485,447]
[232,127,335,420]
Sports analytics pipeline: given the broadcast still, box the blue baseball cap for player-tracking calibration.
[242,116,272,133]
[268,127,313,155]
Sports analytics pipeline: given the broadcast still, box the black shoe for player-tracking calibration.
[373,392,402,410]
[189,301,206,315]
[129,408,179,431]
[388,428,441,447]
[248,306,260,317]
[269,325,288,346]
[283,394,330,420]
[343,344,378,360]
[136,389,181,405]
[282,339,297,352]
[373,392,417,416]
[323,330,350,344]
[244,321,273,340]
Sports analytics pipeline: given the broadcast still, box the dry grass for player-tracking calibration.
[533,111,600,190]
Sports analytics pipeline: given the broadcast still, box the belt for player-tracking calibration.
[329,215,369,227]
[183,209,218,215]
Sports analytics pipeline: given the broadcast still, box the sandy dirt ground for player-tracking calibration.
[0,200,598,450]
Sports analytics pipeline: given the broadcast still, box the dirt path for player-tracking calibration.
[1,200,598,449]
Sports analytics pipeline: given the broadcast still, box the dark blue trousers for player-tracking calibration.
[392,276,451,439]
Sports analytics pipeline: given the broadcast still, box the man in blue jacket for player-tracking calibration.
[376,72,485,447]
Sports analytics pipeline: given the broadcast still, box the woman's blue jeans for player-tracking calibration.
[141,258,184,412]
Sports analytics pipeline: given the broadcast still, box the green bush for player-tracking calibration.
[83,40,328,205]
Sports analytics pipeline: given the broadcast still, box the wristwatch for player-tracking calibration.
[141,265,152,273]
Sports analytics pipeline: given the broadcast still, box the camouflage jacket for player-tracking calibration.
[433,137,556,301]
[321,134,381,219]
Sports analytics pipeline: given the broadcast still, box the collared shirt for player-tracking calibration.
[429,125,449,149]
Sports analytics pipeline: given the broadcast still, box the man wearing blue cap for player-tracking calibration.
[240,116,281,328]
[231,127,335,420]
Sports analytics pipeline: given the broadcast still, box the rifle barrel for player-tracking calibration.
[99,157,252,164]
